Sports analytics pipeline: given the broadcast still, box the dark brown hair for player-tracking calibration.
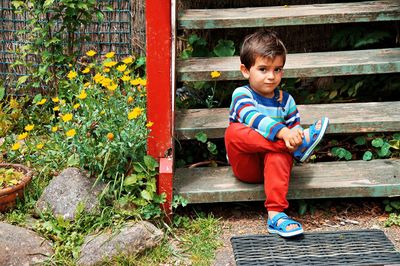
[240,29,287,69]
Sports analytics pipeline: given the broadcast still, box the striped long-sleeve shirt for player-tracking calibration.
[229,85,302,141]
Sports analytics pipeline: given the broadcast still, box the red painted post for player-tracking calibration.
[146,0,174,215]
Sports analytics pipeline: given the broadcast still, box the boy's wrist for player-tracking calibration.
[276,127,290,140]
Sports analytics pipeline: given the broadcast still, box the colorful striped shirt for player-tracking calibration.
[229,85,302,141]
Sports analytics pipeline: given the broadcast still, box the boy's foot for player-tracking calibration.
[293,117,329,162]
[267,211,303,237]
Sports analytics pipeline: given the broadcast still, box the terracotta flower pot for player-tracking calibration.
[0,163,32,212]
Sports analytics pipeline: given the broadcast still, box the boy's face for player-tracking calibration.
[240,55,284,98]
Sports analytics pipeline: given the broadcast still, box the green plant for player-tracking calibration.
[11,0,106,93]
[383,199,400,213]
[0,167,25,188]
[384,213,400,227]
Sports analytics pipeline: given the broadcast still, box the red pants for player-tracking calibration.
[225,123,293,212]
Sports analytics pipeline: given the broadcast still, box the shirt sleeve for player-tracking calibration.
[229,87,286,141]
[284,94,302,130]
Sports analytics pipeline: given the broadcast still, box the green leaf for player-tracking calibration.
[354,136,366,146]
[124,174,137,186]
[207,141,218,155]
[328,90,337,99]
[0,86,5,101]
[344,151,352,161]
[213,39,235,57]
[389,140,400,150]
[141,190,153,201]
[17,75,29,85]
[144,155,158,171]
[43,0,54,8]
[385,205,393,212]
[390,201,400,210]
[393,133,400,140]
[371,138,384,148]
[195,132,207,143]
[67,154,80,167]
[362,151,373,161]
[133,162,144,173]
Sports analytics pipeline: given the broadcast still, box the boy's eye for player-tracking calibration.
[274,68,283,73]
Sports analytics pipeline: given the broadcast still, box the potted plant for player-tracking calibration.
[0,163,32,212]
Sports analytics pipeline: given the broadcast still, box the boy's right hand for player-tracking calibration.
[278,127,304,151]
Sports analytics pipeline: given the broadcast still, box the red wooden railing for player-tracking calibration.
[146,0,174,215]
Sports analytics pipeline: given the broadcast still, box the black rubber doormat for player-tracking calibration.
[231,229,400,266]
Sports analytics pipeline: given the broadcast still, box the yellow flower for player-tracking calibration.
[105,52,115,58]
[53,106,60,111]
[139,79,147,86]
[100,110,106,115]
[77,90,87,100]
[127,96,134,104]
[9,98,19,109]
[11,142,21,151]
[62,113,73,122]
[17,132,28,140]
[82,67,91,74]
[146,121,154,128]
[210,71,221,78]
[128,107,142,120]
[100,77,112,87]
[36,143,44,149]
[116,64,127,72]
[68,64,72,67]
[67,70,78,80]
[25,124,34,131]
[73,103,80,109]
[124,70,131,75]
[122,56,134,64]
[103,61,117,68]
[60,100,66,105]
[66,129,76,138]
[36,98,47,105]
[86,50,97,57]
[84,82,90,87]
[107,132,114,141]
[130,78,140,86]
[107,83,118,91]
[94,73,104,84]
[51,126,58,132]
[52,97,59,103]
[121,75,130,82]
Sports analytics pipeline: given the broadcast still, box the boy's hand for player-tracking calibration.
[277,127,304,151]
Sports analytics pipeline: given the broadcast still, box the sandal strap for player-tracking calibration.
[278,219,302,232]
[270,212,289,226]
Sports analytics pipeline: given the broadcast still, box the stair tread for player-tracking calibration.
[174,159,400,203]
[176,101,400,139]
[179,0,400,29]
[177,48,400,81]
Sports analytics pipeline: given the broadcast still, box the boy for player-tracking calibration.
[224,29,329,237]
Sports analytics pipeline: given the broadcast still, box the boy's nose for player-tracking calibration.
[266,71,275,79]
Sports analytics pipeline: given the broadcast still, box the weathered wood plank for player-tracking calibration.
[174,159,400,203]
[175,101,400,139]
[177,48,400,81]
[179,0,400,29]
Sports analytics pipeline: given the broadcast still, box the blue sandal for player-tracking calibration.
[293,117,329,162]
[267,212,303,237]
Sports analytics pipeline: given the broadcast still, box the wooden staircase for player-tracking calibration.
[145,0,400,211]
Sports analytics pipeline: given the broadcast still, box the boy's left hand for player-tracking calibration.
[285,128,304,151]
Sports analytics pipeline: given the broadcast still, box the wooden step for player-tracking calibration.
[174,159,400,203]
[179,0,400,29]
[176,101,400,140]
[177,48,400,81]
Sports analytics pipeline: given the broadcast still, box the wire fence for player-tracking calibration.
[0,0,133,89]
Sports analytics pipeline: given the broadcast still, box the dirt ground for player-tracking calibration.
[185,199,400,266]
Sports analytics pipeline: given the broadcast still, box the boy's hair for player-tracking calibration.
[240,29,287,69]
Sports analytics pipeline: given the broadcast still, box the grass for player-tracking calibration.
[112,212,223,265]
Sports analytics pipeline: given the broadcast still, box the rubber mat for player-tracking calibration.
[231,229,400,266]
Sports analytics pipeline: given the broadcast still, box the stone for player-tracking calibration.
[77,221,163,265]
[36,168,105,220]
[0,222,53,266]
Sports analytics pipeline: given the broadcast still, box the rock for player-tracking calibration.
[36,168,105,220]
[0,222,53,266]
[77,221,163,265]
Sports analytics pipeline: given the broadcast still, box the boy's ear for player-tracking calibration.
[240,64,250,79]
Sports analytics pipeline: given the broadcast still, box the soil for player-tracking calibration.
[180,198,400,266]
